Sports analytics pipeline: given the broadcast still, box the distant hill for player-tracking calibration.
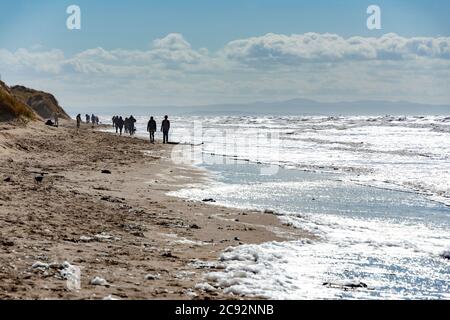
[0,81,36,122]
[69,98,450,117]
[175,99,450,116]
[11,85,71,120]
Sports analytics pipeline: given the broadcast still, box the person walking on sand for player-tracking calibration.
[114,116,119,133]
[129,115,136,136]
[147,116,157,143]
[117,116,124,135]
[86,114,90,123]
[161,115,170,144]
[91,114,96,128]
[54,113,59,127]
[76,114,82,134]
[124,117,129,134]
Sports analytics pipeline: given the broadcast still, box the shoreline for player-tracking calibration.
[0,120,313,300]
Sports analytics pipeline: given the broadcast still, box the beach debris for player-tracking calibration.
[79,235,93,242]
[194,282,217,292]
[48,262,62,270]
[90,276,109,286]
[103,295,121,300]
[189,259,219,270]
[121,223,147,235]
[154,288,170,294]
[172,238,206,246]
[130,231,145,237]
[175,271,196,280]
[45,119,55,126]
[161,251,177,258]
[190,224,201,229]
[323,280,368,290]
[94,233,120,242]
[93,186,110,191]
[59,262,81,290]
[3,177,12,183]
[144,273,161,281]
[183,289,198,299]
[32,261,49,270]
[31,260,80,289]
[1,238,14,247]
[101,169,112,174]
[440,250,450,260]
[128,208,145,214]
[263,209,275,214]
[234,237,240,241]
[100,195,124,203]
[202,198,216,203]
[34,175,44,183]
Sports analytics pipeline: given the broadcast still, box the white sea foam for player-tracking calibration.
[172,178,450,299]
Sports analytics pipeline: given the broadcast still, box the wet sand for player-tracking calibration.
[0,120,312,300]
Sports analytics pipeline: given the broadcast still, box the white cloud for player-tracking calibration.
[0,48,65,74]
[62,34,219,75]
[0,33,450,106]
[152,33,191,50]
[221,33,450,65]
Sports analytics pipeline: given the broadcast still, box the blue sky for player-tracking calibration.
[1,0,449,53]
[1,1,450,107]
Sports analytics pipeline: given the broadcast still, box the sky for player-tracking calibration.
[1,0,450,107]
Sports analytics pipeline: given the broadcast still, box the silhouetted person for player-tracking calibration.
[54,113,59,127]
[124,117,129,134]
[86,114,90,123]
[129,115,136,136]
[161,115,170,144]
[117,116,124,135]
[114,116,119,133]
[112,116,117,128]
[76,114,82,134]
[147,116,156,143]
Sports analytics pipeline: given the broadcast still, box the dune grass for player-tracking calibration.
[0,88,36,121]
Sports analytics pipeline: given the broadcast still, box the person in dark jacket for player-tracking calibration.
[124,117,130,134]
[117,116,124,135]
[113,116,119,133]
[76,114,82,134]
[147,116,157,143]
[161,115,170,144]
[129,115,136,136]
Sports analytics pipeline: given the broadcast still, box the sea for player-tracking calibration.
[99,114,450,299]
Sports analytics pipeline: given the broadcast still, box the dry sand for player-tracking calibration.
[0,120,312,300]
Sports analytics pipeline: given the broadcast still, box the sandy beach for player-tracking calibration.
[0,120,311,300]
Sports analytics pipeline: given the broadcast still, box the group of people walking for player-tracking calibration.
[75,113,171,143]
[112,115,137,136]
[147,115,171,144]
[86,114,99,127]
[112,115,170,144]
[75,113,100,133]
